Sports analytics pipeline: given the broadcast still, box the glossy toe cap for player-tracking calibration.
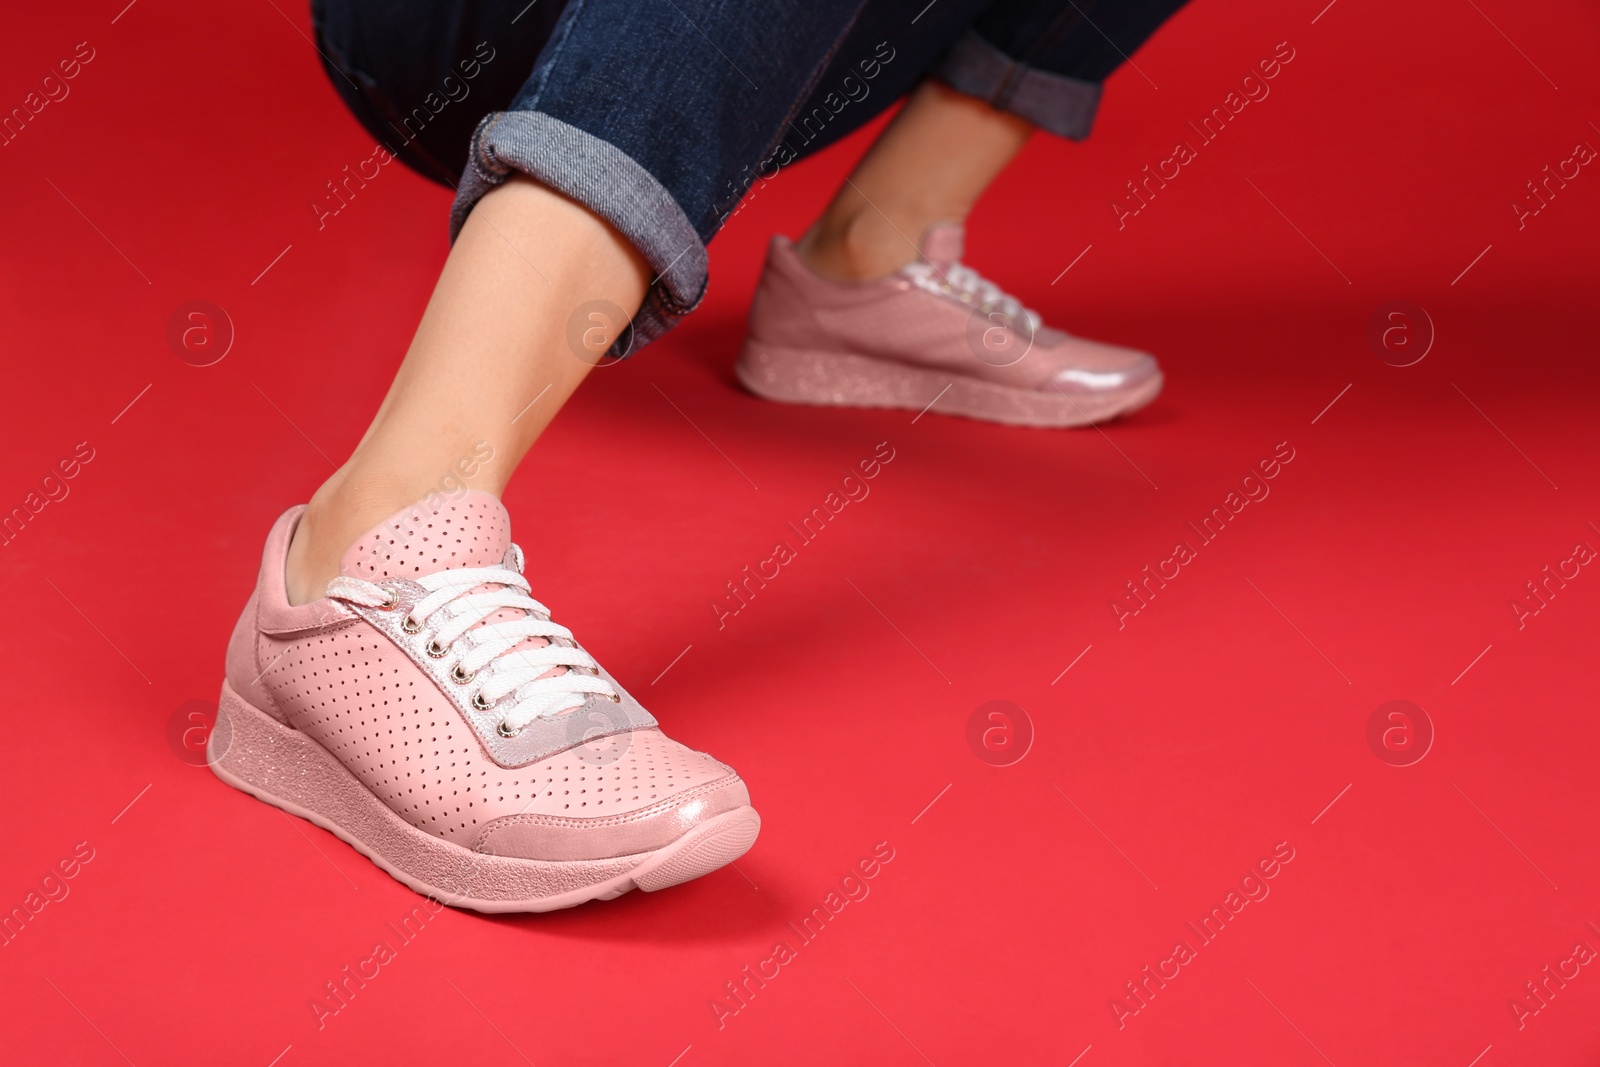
[471,732,752,862]
[1036,335,1161,395]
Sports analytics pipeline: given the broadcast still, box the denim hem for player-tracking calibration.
[449,110,709,356]
[933,30,1103,141]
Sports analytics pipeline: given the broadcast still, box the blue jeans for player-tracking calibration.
[312,0,1190,352]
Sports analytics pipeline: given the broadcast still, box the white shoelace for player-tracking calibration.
[903,260,1043,333]
[328,565,619,734]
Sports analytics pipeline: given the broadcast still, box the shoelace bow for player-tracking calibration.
[903,260,1043,333]
[328,563,619,735]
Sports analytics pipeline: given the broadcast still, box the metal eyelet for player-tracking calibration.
[496,720,522,738]
[377,584,399,611]
[605,691,622,704]
[472,692,496,711]
[450,663,476,684]
[401,615,422,634]
[425,638,450,658]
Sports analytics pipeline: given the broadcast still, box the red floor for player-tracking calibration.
[5,0,1600,1064]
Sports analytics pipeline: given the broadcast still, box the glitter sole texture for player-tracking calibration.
[736,341,1163,428]
[208,682,761,913]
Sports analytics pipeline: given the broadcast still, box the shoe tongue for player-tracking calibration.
[919,222,965,273]
[338,490,512,582]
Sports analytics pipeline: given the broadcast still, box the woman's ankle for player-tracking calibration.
[283,473,415,605]
[796,207,942,282]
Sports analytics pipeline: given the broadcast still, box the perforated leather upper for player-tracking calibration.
[341,493,511,580]
[245,493,736,849]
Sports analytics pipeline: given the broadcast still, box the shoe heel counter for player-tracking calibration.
[745,238,829,348]
[225,590,288,723]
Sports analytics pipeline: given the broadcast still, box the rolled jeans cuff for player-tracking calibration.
[449,110,709,357]
[933,30,1103,141]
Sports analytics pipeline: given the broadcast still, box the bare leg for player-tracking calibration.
[284,176,650,604]
[796,80,1033,282]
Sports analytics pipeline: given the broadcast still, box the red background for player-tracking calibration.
[3,0,1599,1063]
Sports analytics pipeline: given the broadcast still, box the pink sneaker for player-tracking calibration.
[210,491,759,912]
[737,223,1162,428]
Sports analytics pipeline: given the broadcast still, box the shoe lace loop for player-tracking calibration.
[903,260,1042,333]
[327,564,618,732]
